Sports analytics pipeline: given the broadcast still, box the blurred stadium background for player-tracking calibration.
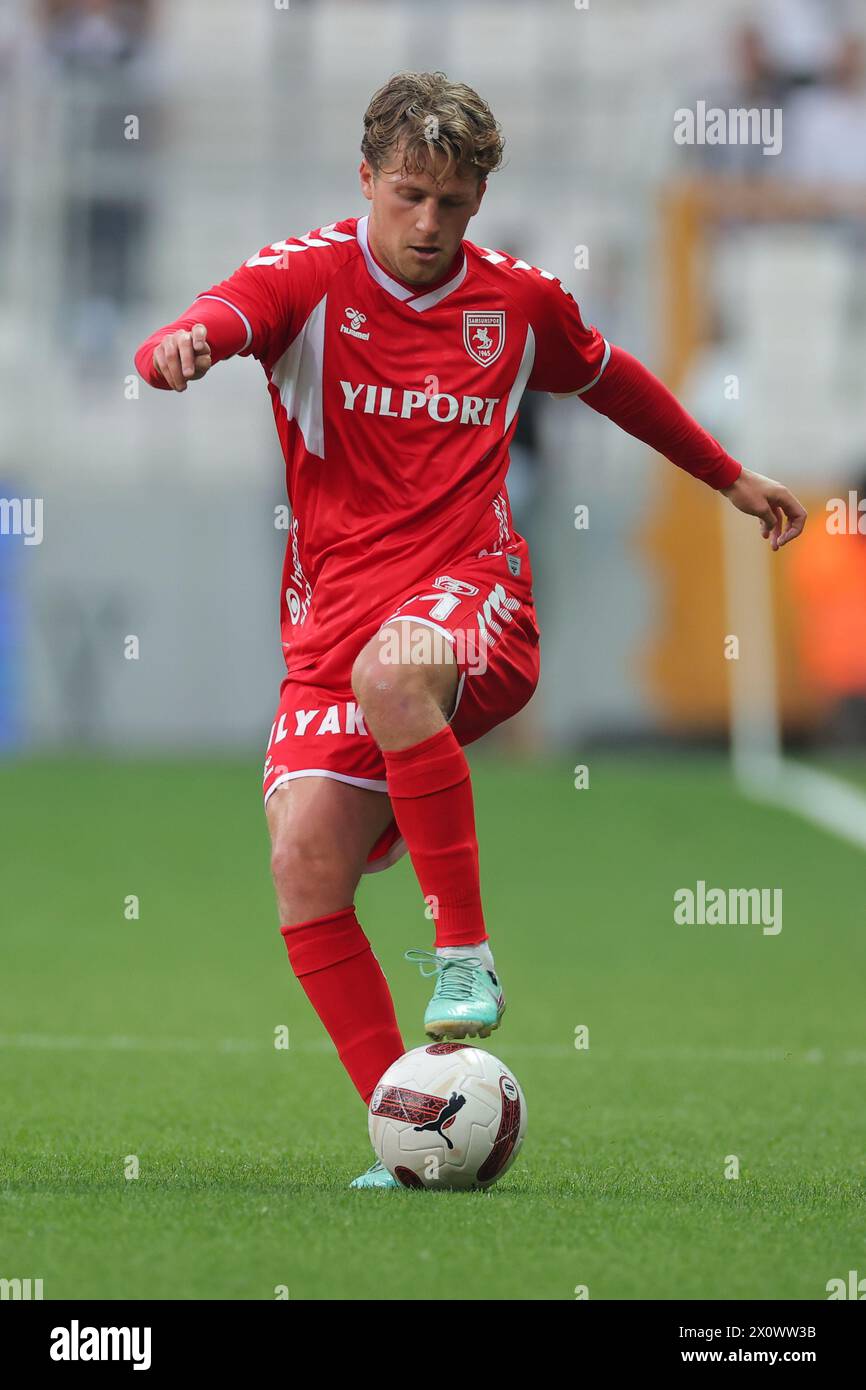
[2,0,866,1302]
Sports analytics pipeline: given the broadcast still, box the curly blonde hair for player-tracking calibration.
[362,71,504,185]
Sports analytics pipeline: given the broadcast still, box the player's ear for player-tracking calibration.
[359,159,375,202]
[471,178,487,216]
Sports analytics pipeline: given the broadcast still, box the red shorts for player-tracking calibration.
[262,538,540,872]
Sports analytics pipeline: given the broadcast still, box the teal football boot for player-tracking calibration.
[405,949,506,1041]
[349,1158,400,1189]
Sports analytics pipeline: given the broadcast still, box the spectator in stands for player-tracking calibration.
[782,36,866,186]
[752,0,856,96]
[39,0,148,70]
[36,1,157,363]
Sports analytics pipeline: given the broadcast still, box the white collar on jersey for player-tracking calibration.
[356,215,467,312]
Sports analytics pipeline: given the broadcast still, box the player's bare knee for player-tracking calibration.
[351,632,394,707]
[352,627,453,727]
[269,825,353,906]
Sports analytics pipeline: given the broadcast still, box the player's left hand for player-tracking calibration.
[720,467,807,551]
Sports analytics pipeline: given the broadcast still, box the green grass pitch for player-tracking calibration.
[1,752,864,1300]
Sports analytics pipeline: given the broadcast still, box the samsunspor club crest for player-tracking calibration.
[463,310,505,367]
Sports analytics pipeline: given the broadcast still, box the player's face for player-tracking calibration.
[360,146,486,286]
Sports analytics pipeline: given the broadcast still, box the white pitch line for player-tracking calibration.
[0,1033,267,1055]
[739,758,866,854]
[501,1044,866,1064]
[0,1034,864,1064]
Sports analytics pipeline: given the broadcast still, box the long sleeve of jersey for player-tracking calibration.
[134,242,300,388]
[523,272,742,491]
[134,297,251,388]
[579,344,742,491]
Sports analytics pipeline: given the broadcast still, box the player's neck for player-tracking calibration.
[364,217,464,294]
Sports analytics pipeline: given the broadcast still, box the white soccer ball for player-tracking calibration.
[368,1043,527,1190]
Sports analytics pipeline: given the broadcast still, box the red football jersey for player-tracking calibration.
[179,215,608,684]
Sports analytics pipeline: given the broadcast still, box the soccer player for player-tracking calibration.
[135,72,806,1188]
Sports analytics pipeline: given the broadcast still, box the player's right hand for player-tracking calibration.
[153,323,213,391]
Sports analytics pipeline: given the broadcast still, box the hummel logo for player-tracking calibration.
[341,306,370,341]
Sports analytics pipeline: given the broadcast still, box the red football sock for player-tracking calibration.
[281,907,404,1104]
[383,725,487,948]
